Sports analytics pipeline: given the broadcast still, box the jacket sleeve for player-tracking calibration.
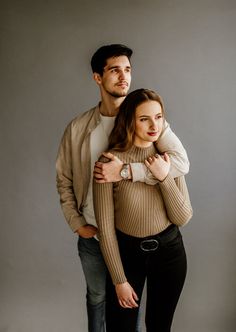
[130,120,190,185]
[158,174,193,226]
[56,123,87,232]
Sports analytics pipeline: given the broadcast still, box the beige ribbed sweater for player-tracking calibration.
[93,144,193,285]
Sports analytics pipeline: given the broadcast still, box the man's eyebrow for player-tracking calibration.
[107,65,131,70]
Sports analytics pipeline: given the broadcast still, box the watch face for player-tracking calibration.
[120,165,129,179]
[121,169,127,178]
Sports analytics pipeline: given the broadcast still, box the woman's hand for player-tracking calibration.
[145,152,170,181]
[115,282,139,309]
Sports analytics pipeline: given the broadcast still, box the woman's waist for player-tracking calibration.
[115,217,172,238]
[116,224,180,251]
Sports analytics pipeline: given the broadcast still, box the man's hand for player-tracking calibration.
[145,152,170,182]
[94,152,124,183]
[76,225,98,238]
[115,282,139,309]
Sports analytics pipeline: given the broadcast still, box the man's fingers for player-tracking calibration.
[77,225,98,238]
[94,167,102,174]
[94,173,108,182]
[94,165,106,175]
[94,179,106,184]
[95,162,103,169]
[94,174,104,181]
[102,152,115,161]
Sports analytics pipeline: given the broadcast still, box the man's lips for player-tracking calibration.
[116,82,128,87]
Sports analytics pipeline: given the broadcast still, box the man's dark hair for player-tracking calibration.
[91,44,133,76]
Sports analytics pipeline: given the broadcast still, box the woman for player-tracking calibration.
[93,89,193,332]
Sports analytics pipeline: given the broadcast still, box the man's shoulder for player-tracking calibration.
[70,106,98,128]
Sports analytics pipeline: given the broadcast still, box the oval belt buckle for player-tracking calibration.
[140,239,159,252]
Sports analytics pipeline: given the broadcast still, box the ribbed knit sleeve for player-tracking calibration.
[93,180,127,284]
[159,174,193,226]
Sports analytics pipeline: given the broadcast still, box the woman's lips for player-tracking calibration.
[147,132,158,136]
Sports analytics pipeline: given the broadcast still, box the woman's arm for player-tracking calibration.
[93,179,139,308]
[159,175,193,226]
[93,180,127,285]
[145,153,193,226]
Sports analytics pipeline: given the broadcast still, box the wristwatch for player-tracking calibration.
[120,163,130,180]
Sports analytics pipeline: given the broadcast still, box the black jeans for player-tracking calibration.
[105,225,187,332]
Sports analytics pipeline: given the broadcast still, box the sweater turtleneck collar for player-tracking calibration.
[128,144,158,159]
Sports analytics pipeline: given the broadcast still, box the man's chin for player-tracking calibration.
[109,91,128,98]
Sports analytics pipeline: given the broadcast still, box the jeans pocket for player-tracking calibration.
[78,236,100,256]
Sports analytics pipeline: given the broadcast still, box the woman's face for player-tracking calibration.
[134,100,163,148]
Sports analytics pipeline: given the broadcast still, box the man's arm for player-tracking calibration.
[156,120,189,177]
[94,120,189,184]
[130,120,189,184]
[56,124,87,233]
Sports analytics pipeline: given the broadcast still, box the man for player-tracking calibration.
[56,44,189,332]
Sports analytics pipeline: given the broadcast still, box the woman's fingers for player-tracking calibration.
[145,156,155,167]
[119,298,138,309]
[163,152,170,163]
[118,290,139,308]
[119,300,132,308]
[146,153,170,166]
[132,289,139,302]
[115,282,139,309]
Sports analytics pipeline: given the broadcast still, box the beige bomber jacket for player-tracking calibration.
[56,106,100,232]
[56,105,190,233]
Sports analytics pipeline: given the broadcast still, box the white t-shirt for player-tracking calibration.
[83,114,116,228]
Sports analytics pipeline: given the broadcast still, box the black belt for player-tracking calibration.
[116,224,179,252]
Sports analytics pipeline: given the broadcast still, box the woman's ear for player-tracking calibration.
[93,72,102,85]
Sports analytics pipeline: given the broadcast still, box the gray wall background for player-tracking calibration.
[1,0,236,331]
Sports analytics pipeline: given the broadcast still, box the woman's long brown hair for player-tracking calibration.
[108,88,165,151]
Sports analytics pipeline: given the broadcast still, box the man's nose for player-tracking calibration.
[119,70,126,80]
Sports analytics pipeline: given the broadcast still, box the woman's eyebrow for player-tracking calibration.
[138,112,162,117]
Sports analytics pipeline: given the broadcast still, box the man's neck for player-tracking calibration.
[99,95,125,117]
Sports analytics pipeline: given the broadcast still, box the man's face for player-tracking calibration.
[96,55,131,98]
